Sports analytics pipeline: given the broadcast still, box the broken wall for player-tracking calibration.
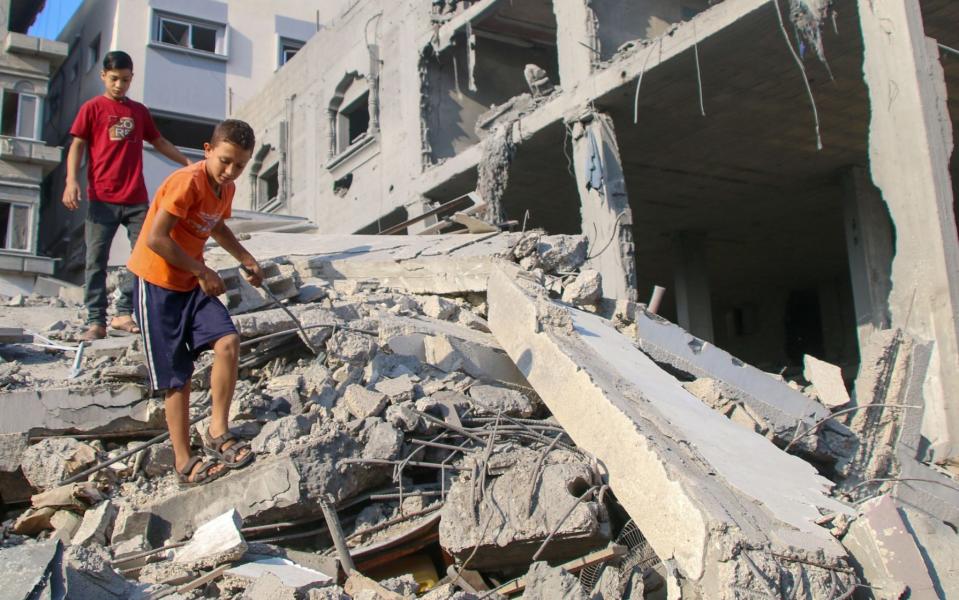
[592,0,711,60]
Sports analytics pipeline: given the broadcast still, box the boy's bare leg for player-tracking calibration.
[207,333,249,459]
[167,382,223,479]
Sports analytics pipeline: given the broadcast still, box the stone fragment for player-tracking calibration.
[683,378,767,434]
[307,586,351,600]
[420,295,458,320]
[803,354,851,408]
[12,506,57,534]
[20,437,97,490]
[360,419,404,461]
[0,431,32,503]
[85,336,136,359]
[344,572,406,600]
[374,375,417,403]
[50,509,82,543]
[72,500,118,547]
[487,263,853,597]
[327,330,378,367]
[842,495,936,598]
[561,269,602,306]
[522,562,586,600]
[31,482,102,510]
[252,414,313,454]
[467,384,535,418]
[379,574,418,595]
[174,509,247,568]
[242,571,326,600]
[222,261,298,315]
[385,403,421,433]
[144,442,176,478]
[439,448,609,569]
[63,543,133,599]
[588,565,621,600]
[0,540,63,600]
[343,384,388,419]
[536,235,587,273]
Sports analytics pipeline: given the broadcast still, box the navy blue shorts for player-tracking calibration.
[133,277,238,392]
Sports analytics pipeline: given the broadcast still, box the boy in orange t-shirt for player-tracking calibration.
[128,119,264,486]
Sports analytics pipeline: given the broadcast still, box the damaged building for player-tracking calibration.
[3,0,959,599]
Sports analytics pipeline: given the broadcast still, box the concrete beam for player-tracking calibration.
[858,0,959,462]
[0,385,159,436]
[487,263,853,597]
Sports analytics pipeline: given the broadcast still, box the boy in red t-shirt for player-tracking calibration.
[63,51,191,342]
[128,119,264,486]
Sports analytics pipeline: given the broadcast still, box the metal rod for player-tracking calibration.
[59,413,208,486]
[320,497,355,575]
[340,458,466,471]
[239,265,318,355]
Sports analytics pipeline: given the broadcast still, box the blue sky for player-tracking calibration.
[27,0,83,40]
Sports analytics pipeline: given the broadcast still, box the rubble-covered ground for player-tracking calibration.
[1,231,957,599]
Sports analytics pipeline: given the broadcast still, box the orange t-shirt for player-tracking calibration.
[127,161,234,292]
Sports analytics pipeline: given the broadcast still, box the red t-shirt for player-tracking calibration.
[69,95,161,205]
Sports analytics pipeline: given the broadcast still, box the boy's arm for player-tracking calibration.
[147,209,226,296]
[62,137,87,211]
[210,220,264,288]
[149,136,192,167]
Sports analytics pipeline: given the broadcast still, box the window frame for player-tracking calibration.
[1,89,42,140]
[0,201,32,252]
[152,11,228,58]
[277,37,304,68]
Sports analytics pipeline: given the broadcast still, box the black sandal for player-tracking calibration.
[177,455,227,488]
[203,431,254,469]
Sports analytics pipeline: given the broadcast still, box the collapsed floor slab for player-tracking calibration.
[633,309,847,457]
[487,263,854,597]
[0,384,160,436]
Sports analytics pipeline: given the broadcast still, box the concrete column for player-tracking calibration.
[552,1,597,88]
[672,232,714,342]
[841,166,893,350]
[569,112,637,302]
[858,0,959,461]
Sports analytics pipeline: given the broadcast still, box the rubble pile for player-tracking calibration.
[1,231,957,599]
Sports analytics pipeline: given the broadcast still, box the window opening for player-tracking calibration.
[1,90,40,139]
[279,38,304,66]
[0,203,30,251]
[155,14,224,55]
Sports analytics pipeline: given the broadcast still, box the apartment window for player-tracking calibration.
[258,164,280,212]
[154,12,226,55]
[0,202,31,251]
[85,34,101,72]
[279,38,304,67]
[151,114,215,150]
[335,92,370,154]
[1,84,41,139]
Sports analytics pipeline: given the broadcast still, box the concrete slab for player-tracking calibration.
[0,431,32,503]
[487,263,853,597]
[803,355,851,409]
[173,509,247,568]
[842,495,937,598]
[0,540,63,600]
[226,555,333,588]
[0,384,157,436]
[85,336,136,359]
[632,309,843,455]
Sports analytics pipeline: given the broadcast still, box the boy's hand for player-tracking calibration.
[197,266,226,296]
[62,181,81,211]
[240,260,264,288]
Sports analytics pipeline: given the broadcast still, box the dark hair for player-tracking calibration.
[102,50,133,71]
[210,119,256,152]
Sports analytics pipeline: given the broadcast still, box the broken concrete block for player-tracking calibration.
[803,354,850,408]
[344,572,406,600]
[0,540,63,600]
[307,586,351,600]
[327,329,378,367]
[252,413,314,454]
[343,384,388,419]
[683,378,767,434]
[63,543,133,599]
[536,235,587,273]
[174,509,247,568]
[420,295,458,320]
[632,309,845,456]
[12,506,57,535]
[50,509,82,544]
[360,419,404,460]
[439,447,609,569]
[380,315,527,385]
[228,556,333,595]
[486,263,853,597]
[221,261,299,315]
[143,442,176,478]
[374,374,417,403]
[385,403,421,433]
[467,384,535,418]
[897,503,959,598]
[0,384,157,436]
[842,495,937,598]
[561,269,602,306]
[85,336,136,359]
[242,571,324,600]
[522,562,585,600]
[0,431,32,503]
[31,482,102,511]
[21,437,97,490]
[72,500,117,547]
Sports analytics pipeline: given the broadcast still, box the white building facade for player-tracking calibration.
[40,0,321,278]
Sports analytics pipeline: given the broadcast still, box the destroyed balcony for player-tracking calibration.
[0,249,55,275]
[0,136,62,171]
[3,32,68,66]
